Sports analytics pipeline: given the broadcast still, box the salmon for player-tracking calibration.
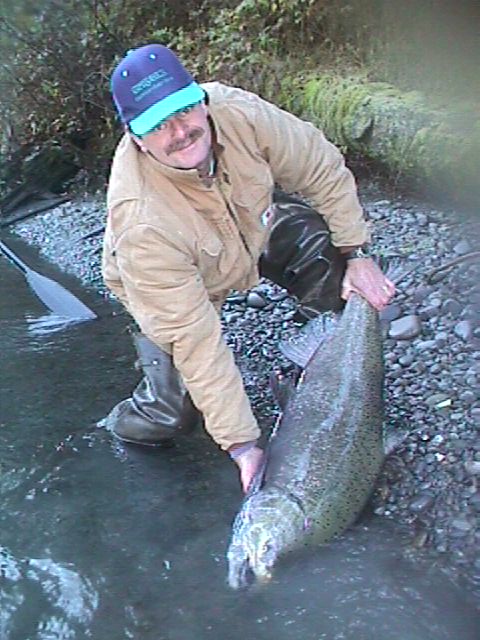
[227,292,386,588]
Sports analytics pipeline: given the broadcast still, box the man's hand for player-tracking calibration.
[341,257,395,311]
[230,445,264,493]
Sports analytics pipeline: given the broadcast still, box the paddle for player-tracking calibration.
[0,240,97,321]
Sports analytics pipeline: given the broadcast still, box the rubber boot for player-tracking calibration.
[105,333,202,446]
[260,190,347,321]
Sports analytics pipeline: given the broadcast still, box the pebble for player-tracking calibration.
[469,492,480,510]
[419,305,439,320]
[380,303,402,322]
[454,320,473,341]
[459,391,476,404]
[425,393,451,408]
[450,518,473,533]
[411,285,433,304]
[416,340,437,351]
[442,298,463,317]
[408,493,434,513]
[246,292,268,309]
[388,315,422,340]
[453,240,471,255]
[464,461,480,475]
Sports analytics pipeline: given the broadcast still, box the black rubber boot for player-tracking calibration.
[259,190,347,321]
[105,333,202,446]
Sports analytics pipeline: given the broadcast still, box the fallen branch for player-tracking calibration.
[426,251,480,283]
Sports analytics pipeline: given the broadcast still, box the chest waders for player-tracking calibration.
[105,191,347,446]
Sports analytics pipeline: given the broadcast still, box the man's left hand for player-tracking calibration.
[341,257,395,311]
[233,446,264,493]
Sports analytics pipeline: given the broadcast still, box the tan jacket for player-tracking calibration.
[103,82,369,450]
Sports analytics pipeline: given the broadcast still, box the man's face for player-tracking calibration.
[134,102,212,170]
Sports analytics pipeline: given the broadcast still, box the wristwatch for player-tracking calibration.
[344,245,371,260]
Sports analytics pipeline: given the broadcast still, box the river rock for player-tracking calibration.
[454,320,473,341]
[246,292,268,309]
[380,303,402,322]
[419,305,440,320]
[388,315,422,340]
[408,493,435,513]
[464,461,480,475]
[442,298,463,317]
[453,240,471,255]
[425,393,451,408]
[450,518,473,533]
[411,285,433,304]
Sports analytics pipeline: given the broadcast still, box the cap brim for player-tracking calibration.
[129,82,205,136]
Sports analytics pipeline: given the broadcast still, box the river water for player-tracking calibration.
[1,238,478,640]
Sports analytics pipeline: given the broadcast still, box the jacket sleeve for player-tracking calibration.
[102,223,132,313]
[113,215,260,450]
[250,93,370,247]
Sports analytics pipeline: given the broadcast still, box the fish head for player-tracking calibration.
[227,521,280,589]
[227,490,302,589]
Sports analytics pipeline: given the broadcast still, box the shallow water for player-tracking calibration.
[1,239,479,640]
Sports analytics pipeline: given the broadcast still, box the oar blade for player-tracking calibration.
[25,270,97,320]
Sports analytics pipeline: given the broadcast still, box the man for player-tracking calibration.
[103,43,394,493]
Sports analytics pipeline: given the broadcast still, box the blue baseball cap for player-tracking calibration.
[111,44,205,136]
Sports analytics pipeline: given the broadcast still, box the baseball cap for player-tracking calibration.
[111,44,205,137]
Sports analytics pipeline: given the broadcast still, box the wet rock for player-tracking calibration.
[246,292,268,309]
[398,353,414,367]
[434,331,448,348]
[408,493,435,513]
[411,285,433,304]
[224,311,243,324]
[453,240,472,255]
[442,298,463,317]
[450,518,473,533]
[469,492,480,511]
[454,320,473,341]
[459,391,476,405]
[419,305,440,320]
[388,315,422,340]
[226,293,246,304]
[425,393,451,409]
[380,303,402,322]
[464,460,480,475]
[416,339,437,351]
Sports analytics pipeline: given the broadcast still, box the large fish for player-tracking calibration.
[227,292,388,589]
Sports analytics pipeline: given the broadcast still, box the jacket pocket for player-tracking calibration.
[199,232,223,258]
[233,184,270,213]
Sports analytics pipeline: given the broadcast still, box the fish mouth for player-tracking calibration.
[256,569,273,584]
[228,554,274,590]
[228,556,251,590]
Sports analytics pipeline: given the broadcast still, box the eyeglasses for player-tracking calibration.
[137,103,201,138]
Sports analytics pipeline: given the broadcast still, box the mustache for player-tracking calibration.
[166,127,205,155]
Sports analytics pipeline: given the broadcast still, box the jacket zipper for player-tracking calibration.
[216,180,253,260]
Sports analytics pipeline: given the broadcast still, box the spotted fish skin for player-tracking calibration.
[227,293,385,588]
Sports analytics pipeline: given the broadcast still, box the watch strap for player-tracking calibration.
[344,245,371,260]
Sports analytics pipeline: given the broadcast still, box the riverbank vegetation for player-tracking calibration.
[0,0,478,209]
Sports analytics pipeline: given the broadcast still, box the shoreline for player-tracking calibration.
[9,178,480,596]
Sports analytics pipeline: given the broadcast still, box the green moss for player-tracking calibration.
[263,69,480,209]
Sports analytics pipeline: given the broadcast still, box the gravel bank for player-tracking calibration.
[10,181,480,593]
